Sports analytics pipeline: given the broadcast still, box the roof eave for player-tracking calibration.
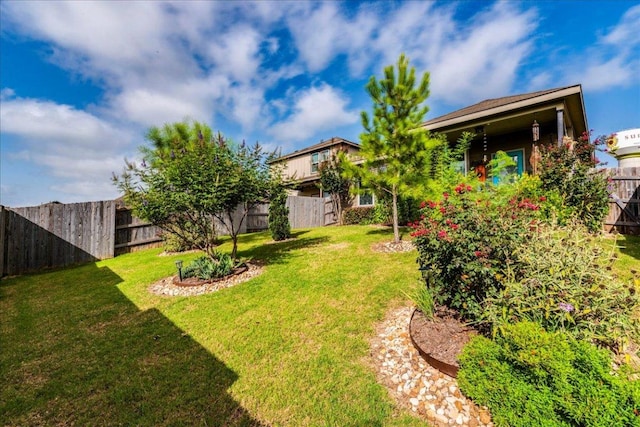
[424,85,583,131]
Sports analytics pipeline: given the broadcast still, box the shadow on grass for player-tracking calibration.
[365,226,413,241]
[238,235,330,265]
[617,234,640,261]
[0,263,266,426]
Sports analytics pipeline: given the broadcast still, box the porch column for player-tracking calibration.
[556,108,564,146]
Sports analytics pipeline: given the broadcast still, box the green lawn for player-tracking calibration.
[2,226,638,426]
[1,225,427,426]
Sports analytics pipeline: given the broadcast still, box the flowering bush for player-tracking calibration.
[538,132,610,233]
[411,183,542,324]
[481,222,640,351]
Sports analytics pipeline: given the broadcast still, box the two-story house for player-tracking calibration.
[270,136,363,198]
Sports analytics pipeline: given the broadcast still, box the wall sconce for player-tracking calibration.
[175,260,183,281]
[532,119,540,142]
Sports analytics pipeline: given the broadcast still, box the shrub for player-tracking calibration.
[342,207,376,225]
[411,183,541,323]
[538,132,610,233]
[268,186,291,241]
[162,224,212,253]
[182,252,234,280]
[458,321,640,427]
[482,222,640,351]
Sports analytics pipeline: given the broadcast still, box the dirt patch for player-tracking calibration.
[410,308,477,369]
[371,241,415,253]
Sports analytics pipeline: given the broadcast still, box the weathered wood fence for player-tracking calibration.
[0,201,116,277]
[114,207,163,255]
[0,196,335,276]
[604,167,640,235]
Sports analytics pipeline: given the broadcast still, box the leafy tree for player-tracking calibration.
[113,120,275,260]
[346,53,443,243]
[318,154,352,225]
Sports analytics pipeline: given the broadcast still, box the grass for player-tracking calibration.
[1,225,426,426]
[2,226,638,426]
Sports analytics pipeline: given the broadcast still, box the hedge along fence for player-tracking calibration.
[604,167,640,235]
[0,196,335,277]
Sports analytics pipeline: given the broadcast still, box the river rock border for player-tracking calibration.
[370,306,493,426]
[149,262,264,297]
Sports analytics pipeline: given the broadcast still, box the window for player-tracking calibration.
[358,191,374,206]
[311,149,329,173]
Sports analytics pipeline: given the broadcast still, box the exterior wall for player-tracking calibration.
[279,144,360,182]
[274,142,362,199]
[464,122,558,175]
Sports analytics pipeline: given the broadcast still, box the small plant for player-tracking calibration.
[162,223,212,253]
[405,284,435,319]
[181,252,235,280]
[458,321,640,427]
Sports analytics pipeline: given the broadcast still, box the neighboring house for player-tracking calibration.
[423,84,588,181]
[271,136,367,200]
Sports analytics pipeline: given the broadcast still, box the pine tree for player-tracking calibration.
[351,54,440,243]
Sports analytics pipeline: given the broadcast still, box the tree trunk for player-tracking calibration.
[392,189,399,243]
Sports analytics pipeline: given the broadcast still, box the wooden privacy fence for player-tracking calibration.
[115,207,163,255]
[246,196,335,232]
[0,196,336,276]
[0,201,116,277]
[604,167,640,235]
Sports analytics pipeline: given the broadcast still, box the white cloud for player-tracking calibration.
[424,3,537,104]
[567,4,640,92]
[0,95,135,201]
[269,84,358,141]
[286,1,537,105]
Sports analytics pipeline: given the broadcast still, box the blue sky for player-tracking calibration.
[1,1,639,207]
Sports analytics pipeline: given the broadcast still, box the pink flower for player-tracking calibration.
[437,230,448,239]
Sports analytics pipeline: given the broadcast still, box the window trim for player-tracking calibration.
[311,149,329,173]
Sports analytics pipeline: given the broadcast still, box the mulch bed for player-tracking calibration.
[409,307,478,376]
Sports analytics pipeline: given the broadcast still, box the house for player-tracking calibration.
[270,136,362,198]
[423,84,588,180]
[271,85,588,205]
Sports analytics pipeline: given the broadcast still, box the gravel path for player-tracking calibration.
[371,306,493,427]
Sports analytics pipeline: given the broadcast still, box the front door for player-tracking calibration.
[492,148,525,184]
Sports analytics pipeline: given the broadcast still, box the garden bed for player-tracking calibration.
[409,308,477,378]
